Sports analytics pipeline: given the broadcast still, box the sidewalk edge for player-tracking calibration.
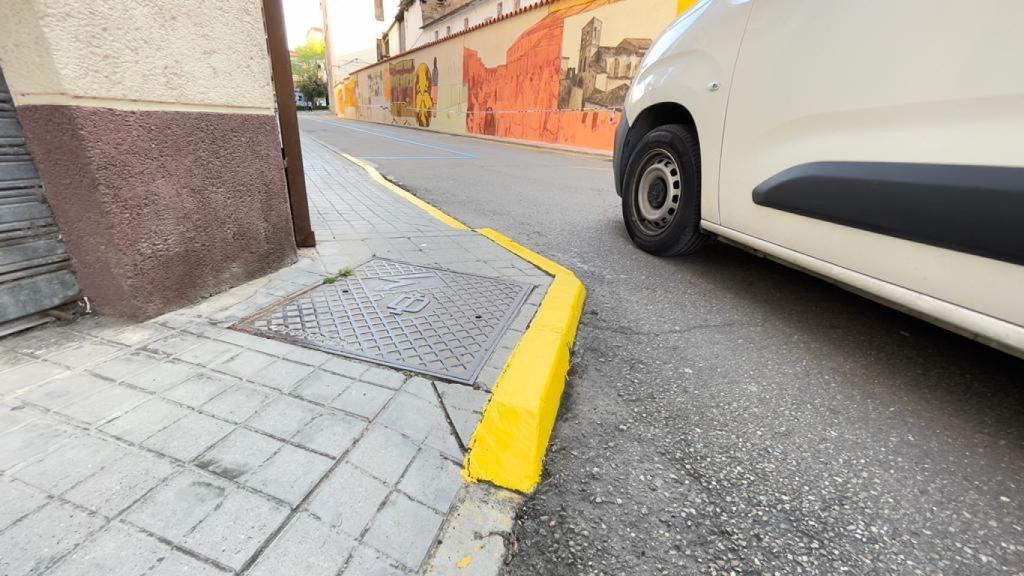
[464,228,585,493]
[320,141,585,493]
[338,152,472,231]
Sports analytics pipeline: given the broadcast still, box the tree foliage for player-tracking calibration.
[291,37,325,77]
[297,71,327,107]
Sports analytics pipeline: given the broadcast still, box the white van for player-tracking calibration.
[614,0,1024,358]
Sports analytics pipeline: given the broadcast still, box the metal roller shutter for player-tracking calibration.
[0,67,79,325]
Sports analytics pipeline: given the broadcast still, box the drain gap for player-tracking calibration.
[431,379,469,453]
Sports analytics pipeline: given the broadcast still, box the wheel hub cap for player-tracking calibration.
[634,150,682,234]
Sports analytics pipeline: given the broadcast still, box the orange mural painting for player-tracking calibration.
[463,0,636,149]
[341,0,675,152]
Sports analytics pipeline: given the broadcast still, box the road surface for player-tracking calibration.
[299,115,1024,575]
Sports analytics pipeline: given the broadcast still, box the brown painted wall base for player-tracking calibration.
[18,105,297,320]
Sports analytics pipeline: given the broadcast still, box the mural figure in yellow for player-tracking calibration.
[414,62,434,128]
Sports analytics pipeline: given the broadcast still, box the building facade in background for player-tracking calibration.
[0,0,297,322]
[335,0,690,151]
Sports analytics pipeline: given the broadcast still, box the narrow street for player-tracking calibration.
[300,116,1024,575]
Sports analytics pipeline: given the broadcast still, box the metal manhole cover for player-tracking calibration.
[234,259,532,383]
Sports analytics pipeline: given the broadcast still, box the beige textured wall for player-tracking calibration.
[0,0,274,113]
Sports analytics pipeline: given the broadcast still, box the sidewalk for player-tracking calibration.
[0,138,555,576]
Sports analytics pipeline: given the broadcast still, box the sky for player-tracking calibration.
[284,0,400,54]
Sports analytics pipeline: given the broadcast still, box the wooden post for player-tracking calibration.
[262,0,316,248]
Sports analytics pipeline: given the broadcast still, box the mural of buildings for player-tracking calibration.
[558,17,650,110]
[336,0,684,151]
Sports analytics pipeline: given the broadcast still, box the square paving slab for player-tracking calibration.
[234,259,531,384]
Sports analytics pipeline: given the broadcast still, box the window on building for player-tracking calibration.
[446,25,451,35]
[497,2,503,16]
[435,30,439,41]
[464,17,469,29]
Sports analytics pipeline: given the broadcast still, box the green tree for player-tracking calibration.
[297,71,327,108]
[291,37,325,77]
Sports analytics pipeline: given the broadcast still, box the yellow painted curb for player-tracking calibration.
[338,152,471,231]
[463,228,585,492]
[327,144,585,493]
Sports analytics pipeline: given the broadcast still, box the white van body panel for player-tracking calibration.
[624,0,1024,356]
[624,0,752,224]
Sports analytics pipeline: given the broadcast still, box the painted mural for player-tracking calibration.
[338,0,682,151]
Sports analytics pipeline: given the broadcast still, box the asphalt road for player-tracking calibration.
[299,116,1024,575]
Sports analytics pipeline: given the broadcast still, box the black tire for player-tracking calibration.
[621,123,704,256]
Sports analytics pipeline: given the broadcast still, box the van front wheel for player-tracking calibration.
[621,124,704,256]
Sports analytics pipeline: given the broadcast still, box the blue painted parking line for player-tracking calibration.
[311,118,480,159]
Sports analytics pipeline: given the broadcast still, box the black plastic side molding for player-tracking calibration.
[752,162,1024,266]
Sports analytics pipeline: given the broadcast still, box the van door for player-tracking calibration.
[717,0,1024,326]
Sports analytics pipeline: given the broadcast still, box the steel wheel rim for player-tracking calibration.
[633,149,682,236]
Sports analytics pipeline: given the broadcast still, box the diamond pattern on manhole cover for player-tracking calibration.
[233,259,533,384]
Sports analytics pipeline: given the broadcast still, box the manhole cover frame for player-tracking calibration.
[232,258,534,384]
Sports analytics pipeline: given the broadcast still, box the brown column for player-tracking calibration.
[264,0,317,248]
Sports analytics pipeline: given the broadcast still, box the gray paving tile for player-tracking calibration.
[398,447,463,513]
[249,513,356,576]
[341,545,411,576]
[308,462,389,536]
[11,435,124,495]
[44,341,123,369]
[124,470,230,541]
[0,419,69,472]
[57,385,150,426]
[181,489,290,570]
[292,412,365,457]
[122,361,199,393]
[17,371,111,411]
[424,422,464,461]
[100,398,189,443]
[63,450,177,517]
[46,522,169,576]
[163,372,236,407]
[375,392,447,443]
[142,331,205,356]
[0,500,105,576]
[401,376,438,404]
[247,358,316,392]
[330,380,393,419]
[195,428,281,481]
[175,339,242,366]
[320,356,369,379]
[142,412,233,462]
[0,477,48,530]
[102,323,175,347]
[248,396,322,440]
[293,369,352,404]
[0,357,65,396]
[359,367,406,390]
[347,425,419,485]
[213,330,297,357]
[245,444,333,505]
[148,550,230,576]
[7,327,91,357]
[448,406,483,448]
[0,350,33,372]
[212,349,279,381]
[200,384,272,423]
[0,404,34,435]
[435,381,488,413]
[87,351,162,383]
[363,493,444,570]
[282,346,332,367]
